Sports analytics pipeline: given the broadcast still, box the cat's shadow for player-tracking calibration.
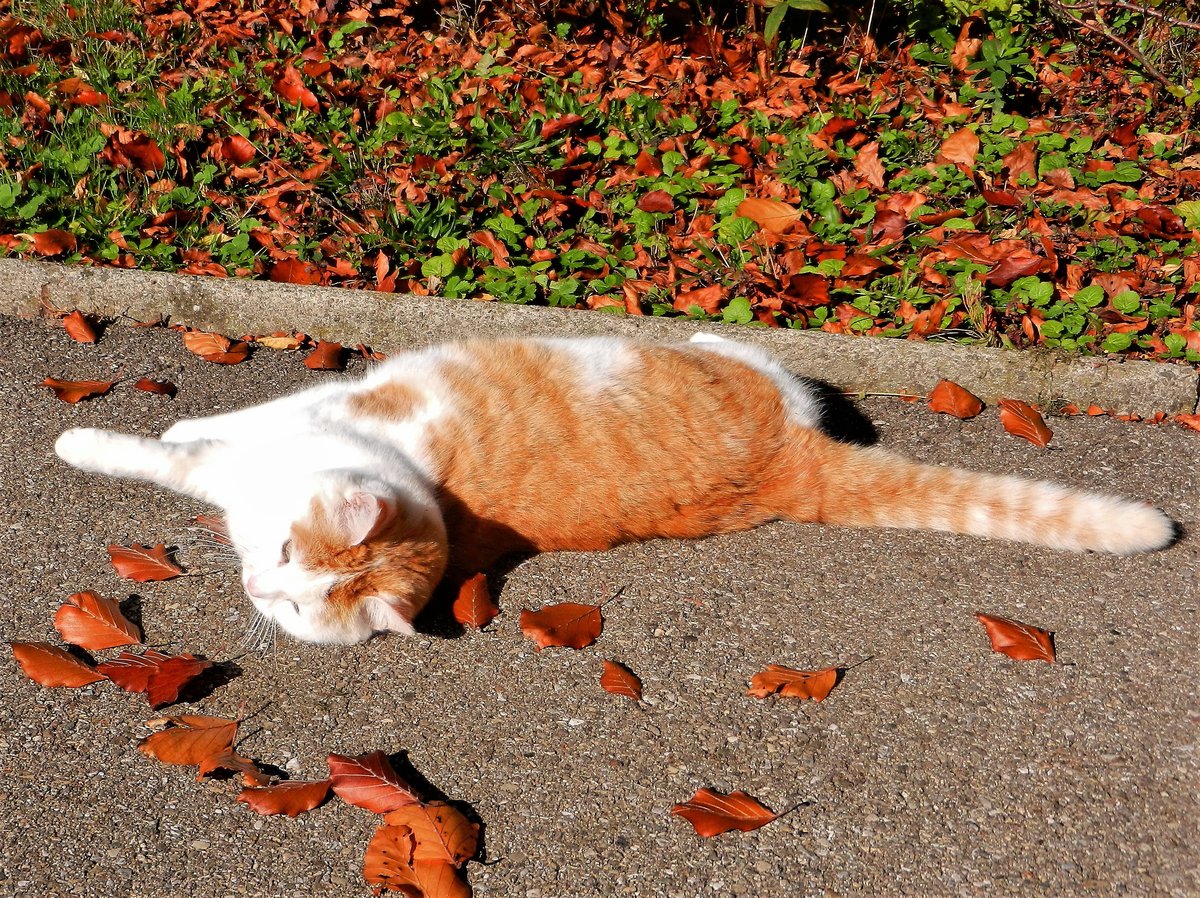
[801,377,879,446]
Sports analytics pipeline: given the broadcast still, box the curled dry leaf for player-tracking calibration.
[599,660,642,701]
[43,377,115,403]
[539,113,584,139]
[238,779,332,817]
[219,134,256,165]
[998,398,1053,447]
[62,310,98,343]
[99,650,214,709]
[735,197,801,234]
[107,543,184,581]
[328,750,420,814]
[197,748,270,787]
[927,379,984,419]
[138,714,238,766]
[10,641,105,687]
[182,330,251,365]
[273,64,319,111]
[383,802,480,866]
[976,612,1055,663]
[671,788,778,838]
[29,228,78,256]
[519,601,603,650]
[53,590,141,651]
[451,573,499,630]
[304,341,346,371]
[747,664,839,701]
[133,377,176,397]
[255,333,304,350]
[363,825,471,898]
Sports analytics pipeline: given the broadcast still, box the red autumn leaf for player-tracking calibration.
[96,648,171,693]
[30,229,78,256]
[671,788,778,837]
[539,113,584,139]
[998,398,1053,447]
[854,140,885,189]
[97,649,211,708]
[674,284,725,315]
[736,197,801,234]
[747,664,839,701]
[238,779,332,817]
[986,249,1045,287]
[382,802,480,866]
[909,299,949,338]
[1002,143,1038,187]
[637,189,674,213]
[139,715,238,766]
[599,660,642,701]
[519,601,603,650]
[62,310,97,343]
[219,134,256,164]
[363,825,472,898]
[328,750,421,814]
[981,189,1022,207]
[53,590,141,650]
[469,230,510,268]
[107,543,184,581]
[927,379,984,419]
[1175,413,1200,433]
[133,377,176,397]
[634,150,662,176]
[269,258,322,285]
[43,377,115,403]
[452,573,499,629]
[101,129,165,172]
[10,642,105,687]
[182,330,251,365]
[976,612,1055,663]
[936,128,980,167]
[273,64,319,111]
[197,748,270,786]
[304,341,346,371]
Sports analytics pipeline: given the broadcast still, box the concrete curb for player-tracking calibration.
[3,258,1196,415]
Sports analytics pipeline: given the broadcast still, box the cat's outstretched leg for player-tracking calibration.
[55,427,229,503]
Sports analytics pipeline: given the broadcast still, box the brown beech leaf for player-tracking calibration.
[30,229,77,256]
[96,648,172,693]
[382,802,480,866]
[144,654,213,709]
[927,379,984,419]
[747,664,839,701]
[1176,413,1200,432]
[238,779,332,817]
[219,134,256,165]
[854,140,885,189]
[62,310,97,343]
[304,341,346,371]
[108,543,184,581]
[328,750,421,814]
[256,333,304,350]
[10,642,105,687]
[133,377,175,397]
[998,398,1053,447]
[977,612,1055,663]
[364,825,471,898]
[182,330,251,365]
[736,197,801,234]
[43,377,115,403]
[273,64,319,111]
[519,601,603,650]
[637,189,674,213]
[599,660,642,701]
[671,788,778,837]
[539,113,584,138]
[936,127,980,167]
[53,590,141,650]
[270,258,322,285]
[452,573,499,629]
[198,748,270,787]
[139,714,238,766]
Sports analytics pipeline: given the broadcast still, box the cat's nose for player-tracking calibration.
[244,573,275,599]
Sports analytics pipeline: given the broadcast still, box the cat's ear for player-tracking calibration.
[367,595,415,635]
[338,491,397,545]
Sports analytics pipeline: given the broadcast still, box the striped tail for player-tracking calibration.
[807,443,1177,555]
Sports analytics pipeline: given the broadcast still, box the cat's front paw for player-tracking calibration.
[55,427,112,471]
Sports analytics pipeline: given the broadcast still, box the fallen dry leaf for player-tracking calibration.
[998,398,1053,447]
[363,825,471,898]
[99,649,213,708]
[270,258,322,285]
[747,664,839,701]
[451,573,499,630]
[735,197,801,234]
[927,379,984,419]
[519,601,603,650]
[53,590,141,651]
[43,377,115,403]
[976,612,1055,663]
[62,310,97,343]
[139,714,238,766]
[107,543,184,581]
[182,330,251,365]
[1174,413,1200,432]
[671,788,778,837]
[10,641,105,687]
[637,189,674,213]
[238,779,332,817]
[219,134,255,165]
[132,377,176,397]
[599,660,642,701]
[382,802,480,866]
[304,341,346,370]
[197,748,270,787]
[328,750,420,814]
[255,334,303,350]
[936,127,980,166]
[273,64,319,111]
[29,228,78,256]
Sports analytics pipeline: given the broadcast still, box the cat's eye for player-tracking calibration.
[280,539,292,564]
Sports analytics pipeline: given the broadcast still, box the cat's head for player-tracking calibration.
[226,473,448,644]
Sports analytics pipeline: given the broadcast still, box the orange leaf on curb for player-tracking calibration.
[976,612,1055,663]
[736,198,801,234]
[519,601,603,650]
[10,642,105,687]
[133,377,175,396]
[747,664,839,701]
[62,310,97,343]
[182,330,251,365]
[599,660,642,701]
[304,341,346,371]
[139,715,238,766]
[107,543,184,581]
[238,779,333,817]
[53,590,141,651]
[671,788,778,837]
[451,573,499,629]
[1174,413,1200,433]
[927,379,984,419]
[197,748,269,787]
[998,398,1053,447]
[328,750,421,814]
[43,377,115,403]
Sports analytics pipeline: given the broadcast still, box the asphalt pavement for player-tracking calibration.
[0,314,1196,898]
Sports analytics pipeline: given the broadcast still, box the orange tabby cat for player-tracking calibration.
[55,333,1176,644]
